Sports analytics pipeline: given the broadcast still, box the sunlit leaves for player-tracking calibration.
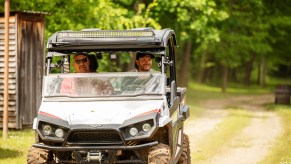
[154,0,228,42]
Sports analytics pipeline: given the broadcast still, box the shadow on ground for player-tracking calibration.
[0,148,21,159]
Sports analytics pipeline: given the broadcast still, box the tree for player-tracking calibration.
[263,0,291,81]
[2,0,160,39]
[1,0,290,87]
[150,0,228,87]
[2,0,160,70]
[200,0,273,91]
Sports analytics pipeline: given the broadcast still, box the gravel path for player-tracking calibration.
[185,94,283,164]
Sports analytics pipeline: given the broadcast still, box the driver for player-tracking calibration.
[73,54,91,73]
[60,54,113,95]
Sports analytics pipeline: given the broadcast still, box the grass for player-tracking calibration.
[187,81,272,104]
[259,104,291,164]
[266,77,291,87]
[191,108,253,162]
[0,129,34,164]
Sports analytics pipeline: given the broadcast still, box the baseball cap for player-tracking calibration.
[136,52,155,60]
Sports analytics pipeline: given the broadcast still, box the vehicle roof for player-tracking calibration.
[47,28,177,53]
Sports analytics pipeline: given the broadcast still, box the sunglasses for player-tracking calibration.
[74,58,88,64]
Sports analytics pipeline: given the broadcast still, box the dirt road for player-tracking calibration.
[185,94,283,164]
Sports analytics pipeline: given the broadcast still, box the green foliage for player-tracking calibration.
[0,0,289,86]
[0,0,161,69]
[152,0,228,43]
[191,0,291,89]
[205,0,271,67]
[0,0,160,40]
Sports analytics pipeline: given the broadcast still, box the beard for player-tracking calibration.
[140,65,151,71]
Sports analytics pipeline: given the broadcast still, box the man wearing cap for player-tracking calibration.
[134,52,155,72]
[73,54,91,73]
[60,54,113,95]
[60,54,90,94]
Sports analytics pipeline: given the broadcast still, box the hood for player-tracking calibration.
[39,100,163,125]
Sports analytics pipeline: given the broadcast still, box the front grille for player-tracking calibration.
[67,130,123,144]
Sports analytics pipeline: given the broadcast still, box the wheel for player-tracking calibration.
[178,133,191,164]
[148,144,171,164]
[27,146,55,164]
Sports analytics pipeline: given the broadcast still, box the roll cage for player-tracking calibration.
[45,28,178,90]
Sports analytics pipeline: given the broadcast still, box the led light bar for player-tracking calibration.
[57,30,154,39]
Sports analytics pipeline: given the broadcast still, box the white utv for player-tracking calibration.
[27,28,190,164]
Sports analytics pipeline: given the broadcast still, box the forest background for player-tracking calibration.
[0,0,290,92]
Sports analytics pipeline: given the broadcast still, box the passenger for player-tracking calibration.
[122,53,156,90]
[134,52,155,72]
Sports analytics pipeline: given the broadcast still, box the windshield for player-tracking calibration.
[43,72,164,97]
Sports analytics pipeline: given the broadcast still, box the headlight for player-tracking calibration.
[121,119,155,139]
[129,127,138,137]
[42,125,52,135]
[39,121,68,139]
[142,123,152,132]
[55,128,64,138]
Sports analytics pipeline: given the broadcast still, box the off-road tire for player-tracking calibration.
[148,144,171,164]
[178,133,191,164]
[27,146,54,164]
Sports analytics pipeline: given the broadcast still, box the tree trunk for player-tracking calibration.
[244,54,255,86]
[222,66,228,93]
[259,57,266,88]
[229,68,238,82]
[197,51,207,83]
[178,39,192,87]
[257,62,261,85]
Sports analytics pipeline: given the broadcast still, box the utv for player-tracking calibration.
[27,28,190,164]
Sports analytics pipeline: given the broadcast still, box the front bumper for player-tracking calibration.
[33,141,158,151]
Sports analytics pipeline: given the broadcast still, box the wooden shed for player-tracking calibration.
[0,11,45,129]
